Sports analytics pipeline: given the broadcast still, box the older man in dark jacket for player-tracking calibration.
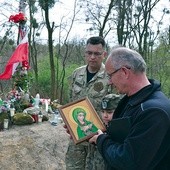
[89,47,170,170]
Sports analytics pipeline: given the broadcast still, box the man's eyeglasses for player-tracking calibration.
[85,51,104,57]
[107,68,121,79]
[107,66,131,79]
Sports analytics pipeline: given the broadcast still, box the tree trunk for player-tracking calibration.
[44,6,56,100]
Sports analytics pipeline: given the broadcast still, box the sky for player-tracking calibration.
[0,0,170,45]
[41,0,170,46]
[38,0,93,43]
[44,0,170,45]
[0,0,91,43]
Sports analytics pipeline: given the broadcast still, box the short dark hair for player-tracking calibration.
[86,36,106,48]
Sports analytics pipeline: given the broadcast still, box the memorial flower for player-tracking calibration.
[9,12,27,24]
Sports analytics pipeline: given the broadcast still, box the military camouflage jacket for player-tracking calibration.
[68,64,111,116]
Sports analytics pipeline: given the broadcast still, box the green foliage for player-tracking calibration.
[37,57,51,87]
[12,66,33,93]
[0,112,8,122]
[61,63,80,104]
[0,36,16,57]
[13,113,34,125]
[42,115,49,121]
[33,55,79,102]
[147,34,170,98]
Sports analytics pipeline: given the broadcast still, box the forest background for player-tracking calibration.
[0,0,170,105]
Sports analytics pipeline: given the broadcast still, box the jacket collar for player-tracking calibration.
[79,63,106,78]
[113,79,161,118]
[127,79,161,106]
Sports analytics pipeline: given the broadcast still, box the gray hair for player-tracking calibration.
[108,47,147,73]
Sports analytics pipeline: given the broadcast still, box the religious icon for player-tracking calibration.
[58,97,106,144]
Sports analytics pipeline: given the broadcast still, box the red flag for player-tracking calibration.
[0,35,29,80]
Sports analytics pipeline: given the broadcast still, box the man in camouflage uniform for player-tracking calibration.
[65,36,113,170]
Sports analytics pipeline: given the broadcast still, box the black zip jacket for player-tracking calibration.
[97,79,170,170]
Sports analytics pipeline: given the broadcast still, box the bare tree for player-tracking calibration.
[56,0,80,103]
[79,0,116,38]
[38,0,56,100]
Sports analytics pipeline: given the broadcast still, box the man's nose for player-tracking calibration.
[90,53,96,59]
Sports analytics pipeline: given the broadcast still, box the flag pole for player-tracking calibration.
[17,0,27,45]
[0,0,29,91]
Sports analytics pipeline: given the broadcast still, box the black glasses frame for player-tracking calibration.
[107,66,131,79]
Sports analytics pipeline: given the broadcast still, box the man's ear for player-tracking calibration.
[121,67,131,79]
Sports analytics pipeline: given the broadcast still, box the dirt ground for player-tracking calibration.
[0,121,69,170]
